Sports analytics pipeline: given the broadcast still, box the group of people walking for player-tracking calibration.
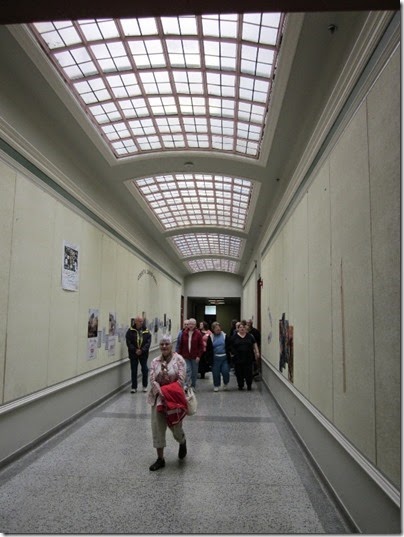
[125,315,261,471]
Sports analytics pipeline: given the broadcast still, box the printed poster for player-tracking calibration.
[108,336,116,357]
[87,308,99,360]
[62,240,80,291]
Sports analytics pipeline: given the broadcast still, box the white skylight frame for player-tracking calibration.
[132,173,253,231]
[186,258,239,273]
[170,232,244,258]
[30,13,285,159]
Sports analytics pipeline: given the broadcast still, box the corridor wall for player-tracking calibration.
[256,26,400,534]
[241,266,258,322]
[0,156,182,463]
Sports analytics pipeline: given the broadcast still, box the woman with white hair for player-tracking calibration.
[147,335,188,471]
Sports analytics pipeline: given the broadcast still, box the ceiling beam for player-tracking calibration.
[1,0,399,24]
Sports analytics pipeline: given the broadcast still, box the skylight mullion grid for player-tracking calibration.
[153,17,191,150]
[71,21,144,155]
[170,233,243,258]
[134,173,253,231]
[186,258,239,273]
[30,12,284,159]
[114,21,165,152]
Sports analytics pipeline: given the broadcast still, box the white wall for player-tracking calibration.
[259,45,400,487]
[184,272,242,300]
[0,159,182,404]
[241,267,257,322]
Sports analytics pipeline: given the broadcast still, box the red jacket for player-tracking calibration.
[158,382,188,427]
[178,328,204,360]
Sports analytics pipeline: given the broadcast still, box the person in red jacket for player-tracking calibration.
[178,317,204,390]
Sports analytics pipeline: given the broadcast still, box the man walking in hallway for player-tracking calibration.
[126,315,151,393]
[178,317,203,390]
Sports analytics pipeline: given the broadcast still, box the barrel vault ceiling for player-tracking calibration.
[0,1,397,278]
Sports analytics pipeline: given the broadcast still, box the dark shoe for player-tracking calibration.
[149,458,165,471]
[247,385,252,391]
[178,440,187,460]
[238,386,244,391]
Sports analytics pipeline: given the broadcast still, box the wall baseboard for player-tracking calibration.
[261,359,401,534]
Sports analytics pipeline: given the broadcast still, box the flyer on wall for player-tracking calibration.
[87,308,99,360]
[62,240,80,291]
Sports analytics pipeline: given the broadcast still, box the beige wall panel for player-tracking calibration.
[127,255,142,316]
[47,204,82,386]
[290,198,309,397]
[330,105,375,461]
[115,245,131,360]
[96,235,118,367]
[138,265,159,328]
[5,174,56,401]
[76,221,103,375]
[367,49,400,486]
[282,218,294,318]
[0,161,17,403]
[307,163,333,420]
[267,232,284,369]
[242,271,256,321]
[260,253,272,363]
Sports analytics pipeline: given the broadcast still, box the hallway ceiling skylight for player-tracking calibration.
[30,13,284,159]
[133,174,253,230]
[187,258,239,273]
[170,233,244,258]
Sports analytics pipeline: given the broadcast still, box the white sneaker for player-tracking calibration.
[213,387,219,392]
[131,389,137,393]
[143,387,147,393]
[223,384,228,390]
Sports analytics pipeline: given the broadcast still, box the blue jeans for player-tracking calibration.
[212,354,230,387]
[129,354,149,389]
[185,358,199,388]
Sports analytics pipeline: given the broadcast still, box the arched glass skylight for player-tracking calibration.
[133,173,253,230]
[30,13,284,159]
[187,258,239,273]
[170,233,243,258]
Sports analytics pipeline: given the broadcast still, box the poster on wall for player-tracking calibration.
[109,312,117,336]
[279,313,294,383]
[87,308,99,360]
[62,240,80,291]
[108,336,116,357]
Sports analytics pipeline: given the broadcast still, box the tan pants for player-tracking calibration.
[151,404,185,449]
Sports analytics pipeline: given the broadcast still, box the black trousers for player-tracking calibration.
[129,353,149,389]
[234,360,253,389]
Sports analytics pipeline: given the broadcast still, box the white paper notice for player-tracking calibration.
[62,240,80,291]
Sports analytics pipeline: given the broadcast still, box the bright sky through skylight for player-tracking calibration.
[31,13,284,159]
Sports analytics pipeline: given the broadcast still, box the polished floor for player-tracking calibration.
[0,371,354,534]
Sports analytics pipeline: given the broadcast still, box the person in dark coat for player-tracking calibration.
[126,315,151,393]
[229,320,260,391]
[247,319,261,377]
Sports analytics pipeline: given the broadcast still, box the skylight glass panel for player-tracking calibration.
[171,233,243,258]
[31,12,284,159]
[187,258,239,273]
[133,173,253,230]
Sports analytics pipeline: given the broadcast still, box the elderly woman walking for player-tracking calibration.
[206,321,231,391]
[229,320,260,391]
[147,335,188,471]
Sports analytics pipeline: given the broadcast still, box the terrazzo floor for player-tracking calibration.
[0,372,354,534]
